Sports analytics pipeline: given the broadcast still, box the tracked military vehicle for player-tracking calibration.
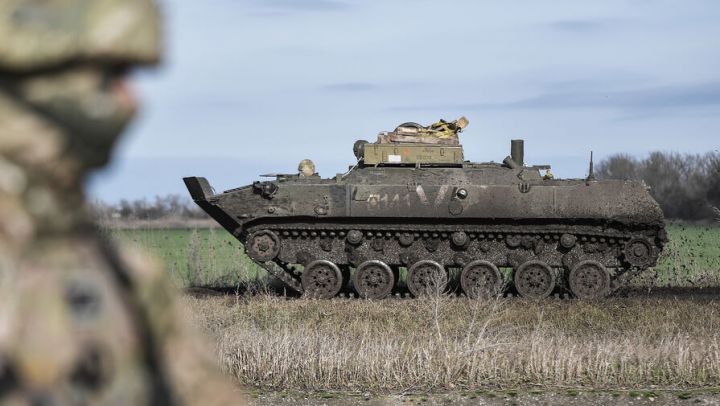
[184,118,667,299]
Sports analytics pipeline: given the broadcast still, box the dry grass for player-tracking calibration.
[185,294,720,392]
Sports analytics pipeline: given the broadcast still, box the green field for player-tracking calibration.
[109,228,261,288]
[656,224,720,286]
[109,224,720,289]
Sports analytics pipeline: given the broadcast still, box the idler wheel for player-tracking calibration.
[353,260,394,299]
[623,238,656,268]
[513,260,555,299]
[569,260,610,299]
[246,230,280,262]
[302,260,343,299]
[407,260,447,297]
[461,260,502,299]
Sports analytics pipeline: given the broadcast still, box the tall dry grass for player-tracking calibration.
[185,295,720,392]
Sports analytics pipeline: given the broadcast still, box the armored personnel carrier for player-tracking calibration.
[184,118,667,299]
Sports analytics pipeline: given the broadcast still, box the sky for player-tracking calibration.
[88,0,720,202]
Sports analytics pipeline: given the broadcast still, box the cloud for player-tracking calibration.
[389,82,720,115]
[321,82,376,92]
[547,19,619,33]
[541,71,653,93]
[250,0,349,13]
[319,81,427,93]
[505,82,720,110]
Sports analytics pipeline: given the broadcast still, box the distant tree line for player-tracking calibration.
[596,151,720,221]
[90,194,207,221]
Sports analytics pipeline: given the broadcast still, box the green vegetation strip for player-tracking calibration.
[107,224,720,288]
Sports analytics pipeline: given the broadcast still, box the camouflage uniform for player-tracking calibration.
[0,1,241,404]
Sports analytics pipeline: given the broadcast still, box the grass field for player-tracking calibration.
[108,227,261,288]
[656,223,720,287]
[109,224,720,289]
[109,223,720,394]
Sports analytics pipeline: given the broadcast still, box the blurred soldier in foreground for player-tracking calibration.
[0,0,241,404]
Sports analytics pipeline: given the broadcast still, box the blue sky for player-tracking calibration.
[88,0,720,202]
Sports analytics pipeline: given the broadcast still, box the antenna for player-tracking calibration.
[587,151,596,181]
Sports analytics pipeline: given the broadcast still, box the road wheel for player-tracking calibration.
[302,260,343,299]
[407,260,447,297]
[353,260,394,299]
[514,260,555,299]
[461,260,502,299]
[569,260,610,299]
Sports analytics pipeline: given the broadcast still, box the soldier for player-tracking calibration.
[0,0,242,404]
[298,159,316,177]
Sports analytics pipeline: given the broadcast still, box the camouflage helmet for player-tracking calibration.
[0,0,163,171]
[0,0,162,72]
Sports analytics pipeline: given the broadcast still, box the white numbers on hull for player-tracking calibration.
[366,185,449,210]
